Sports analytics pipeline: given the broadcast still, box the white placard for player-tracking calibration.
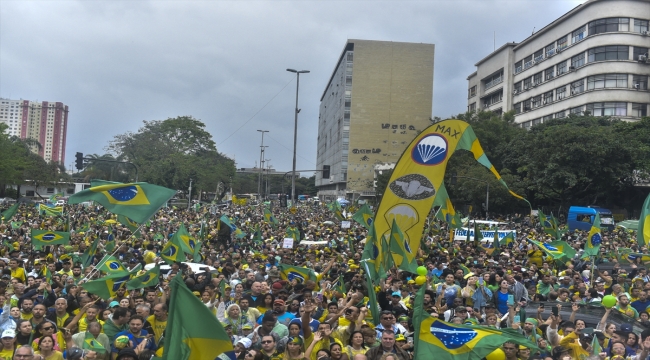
[341,221,351,229]
[283,238,294,248]
[453,228,517,241]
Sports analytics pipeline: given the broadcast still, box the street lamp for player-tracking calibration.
[257,130,269,201]
[286,68,310,207]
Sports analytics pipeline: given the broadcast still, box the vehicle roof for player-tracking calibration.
[569,206,612,214]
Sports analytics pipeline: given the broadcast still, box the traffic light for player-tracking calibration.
[75,152,84,171]
[279,194,288,207]
[322,165,330,179]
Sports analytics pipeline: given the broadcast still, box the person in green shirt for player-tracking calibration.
[536,274,557,297]
[103,307,130,342]
[615,293,639,319]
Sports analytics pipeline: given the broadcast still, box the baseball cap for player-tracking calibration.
[392,291,402,298]
[1,329,15,338]
[621,323,633,333]
[109,301,120,308]
[273,299,285,306]
[395,334,406,341]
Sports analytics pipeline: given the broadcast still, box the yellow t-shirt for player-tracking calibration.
[54,313,70,329]
[78,317,105,333]
[34,350,64,360]
[0,347,14,359]
[11,267,26,283]
[147,315,167,345]
[143,251,156,264]
[21,312,33,321]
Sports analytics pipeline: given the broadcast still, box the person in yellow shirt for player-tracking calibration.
[9,258,26,283]
[146,303,167,346]
[0,329,17,359]
[143,244,157,264]
[77,305,105,333]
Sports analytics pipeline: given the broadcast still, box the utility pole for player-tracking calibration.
[265,159,271,199]
[187,178,193,211]
[257,130,269,201]
[286,68,309,207]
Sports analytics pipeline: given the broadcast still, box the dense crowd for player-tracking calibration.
[0,199,649,360]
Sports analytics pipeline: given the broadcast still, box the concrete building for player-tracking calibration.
[467,0,649,127]
[315,39,435,201]
[0,98,69,163]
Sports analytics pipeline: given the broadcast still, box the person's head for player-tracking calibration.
[361,328,376,346]
[288,322,301,337]
[32,304,46,320]
[330,342,343,358]
[316,349,330,360]
[575,319,586,330]
[112,307,130,325]
[345,306,359,321]
[260,334,276,353]
[153,303,167,320]
[261,312,277,333]
[286,336,303,354]
[87,321,102,337]
[251,282,262,295]
[272,299,285,314]
[145,290,157,303]
[502,342,518,358]
[135,304,150,318]
[486,313,498,326]
[17,320,32,335]
[38,321,55,336]
[243,349,258,360]
[72,264,82,277]
[116,286,126,298]
[611,341,627,356]
[627,332,638,347]
[54,298,67,313]
[128,315,144,335]
[618,294,630,306]
[13,345,34,360]
[349,331,364,347]
[227,304,241,319]
[380,311,394,327]
[445,274,455,284]
[10,307,20,319]
[606,323,617,335]
[1,329,15,349]
[21,299,33,313]
[119,298,130,308]
[380,330,395,351]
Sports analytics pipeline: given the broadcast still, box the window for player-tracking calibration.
[633,75,648,90]
[347,52,353,61]
[571,79,585,95]
[515,60,523,74]
[543,91,553,104]
[545,43,556,57]
[534,50,544,62]
[557,36,568,50]
[572,52,586,68]
[543,114,553,121]
[523,99,532,111]
[634,19,649,33]
[588,45,629,62]
[587,74,627,89]
[513,102,522,114]
[570,106,583,115]
[557,61,567,75]
[46,188,55,194]
[556,111,566,118]
[524,55,534,69]
[484,71,503,90]
[588,18,630,35]
[514,81,523,93]
[469,102,476,112]
[586,102,627,116]
[632,103,648,117]
[524,77,532,89]
[533,72,542,85]
[572,25,587,43]
[483,91,503,107]
[522,120,532,129]
[469,85,477,98]
[532,95,542,108]
[545,67,555,80]
[633,47,649,61]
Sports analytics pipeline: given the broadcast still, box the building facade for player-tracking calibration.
[0,98,69,164]
[316,39,435,201]
[467,0,649,127]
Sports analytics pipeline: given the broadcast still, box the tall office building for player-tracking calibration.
[0,98,69,163]
[315,39,435,201]
[467,0,649,127]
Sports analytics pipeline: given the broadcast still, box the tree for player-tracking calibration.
[106,116,235,198]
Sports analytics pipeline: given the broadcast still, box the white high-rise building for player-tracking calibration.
[467,0,649,128]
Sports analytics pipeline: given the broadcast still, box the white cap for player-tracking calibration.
[1,329,15,338]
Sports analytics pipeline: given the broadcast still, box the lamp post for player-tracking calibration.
[286,68,310,207]
[257,130,269,201]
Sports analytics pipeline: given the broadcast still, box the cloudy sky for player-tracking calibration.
[1,0,582,175]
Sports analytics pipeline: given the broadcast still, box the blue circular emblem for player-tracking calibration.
[412,134,448,165]
[107,186,138,202]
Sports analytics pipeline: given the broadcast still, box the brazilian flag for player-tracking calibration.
[263,208,278,228]
[193,241,203,263]
[81,236,101,268]
[81,273,131,300]
[528,239,567,261]
[173,224,196,254]
[503,231,515,247]
[219,215,236,232]
[277,264,317,284]
[638,193,650,248]
[68,181,176,224]
[39,204,63,217]
[583,213,602,258]
[118,214,140,236]
[162,275,235,360]
[161,232,186,265]
[1,203,19,221]
[413,286,537,359]
[327,201,344,221]
[31,229,70,248]
[433,182,462,229]
[286,226,299,241]
[83,331,106,353]
[352,204,374,229]
[97,255,130,276]
[549,240,576,260]
[360,225,381,281]
[126,264,160,290]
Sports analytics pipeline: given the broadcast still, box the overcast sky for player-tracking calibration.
[0,0,582,176]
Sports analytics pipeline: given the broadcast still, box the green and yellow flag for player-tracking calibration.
[161,232,186,265]
[126,264,160,290]
[433,182,462,229]
[97,255,130,276]
[373,119,527,267]
[638,193,650,248]
[39,204,63,217]
[528,239,567,261]
[31,229,70,248]
[49,193,64,203]
[352,204,374,229]
[263,208,278,228]
[1,203,19,222]
[83,331,106,353]
[163,274,235,360]
[327,201,344,221]
[277,264,317,284]
[389,219,418,273]
[81,273,130,300]
[68,181,176,224]
[583,213,602,258]
[81,236,100,268]
[413,286,537,359]
[360,225,382,280]
[173,224,196,254]
[503,231,515,247]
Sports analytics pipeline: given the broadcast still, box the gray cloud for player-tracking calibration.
[0,0,582,175]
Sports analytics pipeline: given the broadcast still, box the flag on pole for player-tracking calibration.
[352,204,374,229]
[263,208,278,228]
[161,232,186,265]
[126,264,160,290]
[162,275,236,360]
[31,229,70,248]
[277,264,317,284]
[583,213,602,258]
[433,182,462,229]
[68,181,176,224]
[638,193,650,248]
[389,219,418,273]
[97,255,130,276]
[1,203,19,222]
[81,274,130,300]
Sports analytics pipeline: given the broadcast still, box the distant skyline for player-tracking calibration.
[0,0,583,176]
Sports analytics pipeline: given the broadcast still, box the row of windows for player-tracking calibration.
[514,17,649,74]
[520,102,648,128]
[514,74,648,113]
[514,46,648,94]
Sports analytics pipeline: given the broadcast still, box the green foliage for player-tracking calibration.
[106,116,235,198]
[232,173,317,197]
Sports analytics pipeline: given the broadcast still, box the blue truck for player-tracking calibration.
[568,206,616,231]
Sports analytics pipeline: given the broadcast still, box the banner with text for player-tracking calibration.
[454,228,517,241]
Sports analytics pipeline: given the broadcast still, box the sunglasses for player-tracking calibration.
[42,326,54,331]
[261,340,273,344]
[245,352,255,358]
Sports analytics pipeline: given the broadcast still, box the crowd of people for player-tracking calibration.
[0,198,649,360]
